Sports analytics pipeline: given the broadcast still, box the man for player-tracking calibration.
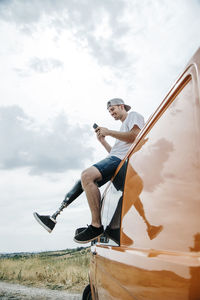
[34,98,145,244]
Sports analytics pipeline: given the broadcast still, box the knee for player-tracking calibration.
[81,169,92,188]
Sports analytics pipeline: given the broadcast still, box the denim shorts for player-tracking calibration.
[93,156,121,187]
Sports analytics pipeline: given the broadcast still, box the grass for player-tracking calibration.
[0,247,90,292]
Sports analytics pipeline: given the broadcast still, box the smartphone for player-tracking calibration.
[93,123,98,129]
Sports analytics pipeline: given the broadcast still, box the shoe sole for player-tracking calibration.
[73,232,103,244]
[33,212,53,233]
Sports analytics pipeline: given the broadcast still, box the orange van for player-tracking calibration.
[82,48,200,300]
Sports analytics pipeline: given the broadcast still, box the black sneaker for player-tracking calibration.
[75,227,87,236]
[74,225,104,244]
[105,226,134,246]
[33,212,56,233]
[104,226,120,245]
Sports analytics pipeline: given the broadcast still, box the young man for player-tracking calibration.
[34,98,145,244]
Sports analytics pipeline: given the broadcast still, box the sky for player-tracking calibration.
[0,0,200,253]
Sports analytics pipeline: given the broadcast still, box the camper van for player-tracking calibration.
[82,48,200,300]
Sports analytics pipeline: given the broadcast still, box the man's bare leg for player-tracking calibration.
[81,166,102,228]
[74,166,104,243]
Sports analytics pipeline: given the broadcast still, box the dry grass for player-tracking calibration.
[0,248,90,292]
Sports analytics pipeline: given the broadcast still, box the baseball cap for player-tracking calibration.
[107,98,131,112]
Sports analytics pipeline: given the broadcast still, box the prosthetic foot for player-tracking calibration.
[33,212,56,233]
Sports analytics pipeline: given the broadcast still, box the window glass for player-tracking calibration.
[100,160,128,246]
[121,77,200,251]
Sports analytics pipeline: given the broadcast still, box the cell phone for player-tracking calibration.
[93,123,98,129]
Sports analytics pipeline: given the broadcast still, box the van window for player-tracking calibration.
[100,160,128,246]
[121,76,200,251]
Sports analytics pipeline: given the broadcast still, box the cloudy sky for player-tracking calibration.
[0,0,200,253]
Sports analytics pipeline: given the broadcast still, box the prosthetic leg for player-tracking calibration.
[52,180,83,219]
[33,180,83,233]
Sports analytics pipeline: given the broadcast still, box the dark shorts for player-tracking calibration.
[93,156,121,187]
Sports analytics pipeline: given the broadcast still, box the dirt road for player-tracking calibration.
[0,281,81,300]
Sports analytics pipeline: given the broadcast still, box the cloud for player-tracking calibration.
[1,1,200,118]
[0,0,128,69]
[1,0,200,79]
[141,138,174,192]
[29,57,64,73]
[132,138,174,193]
[0,105,94,174]
[13,57,64,76]
[0,0,125,32]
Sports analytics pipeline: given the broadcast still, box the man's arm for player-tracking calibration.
[98,136,112,153]
[96,125,141,144]
[95,130,112,153]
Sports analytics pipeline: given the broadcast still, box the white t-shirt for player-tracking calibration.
[109,111,145,160]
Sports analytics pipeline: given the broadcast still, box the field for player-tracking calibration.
[0,247,90,292]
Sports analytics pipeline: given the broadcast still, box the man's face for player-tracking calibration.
[108,105,124,120]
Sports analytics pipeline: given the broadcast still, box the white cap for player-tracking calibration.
[107,98,131,111]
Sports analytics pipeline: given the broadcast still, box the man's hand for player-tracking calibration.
[95,126,110,138]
